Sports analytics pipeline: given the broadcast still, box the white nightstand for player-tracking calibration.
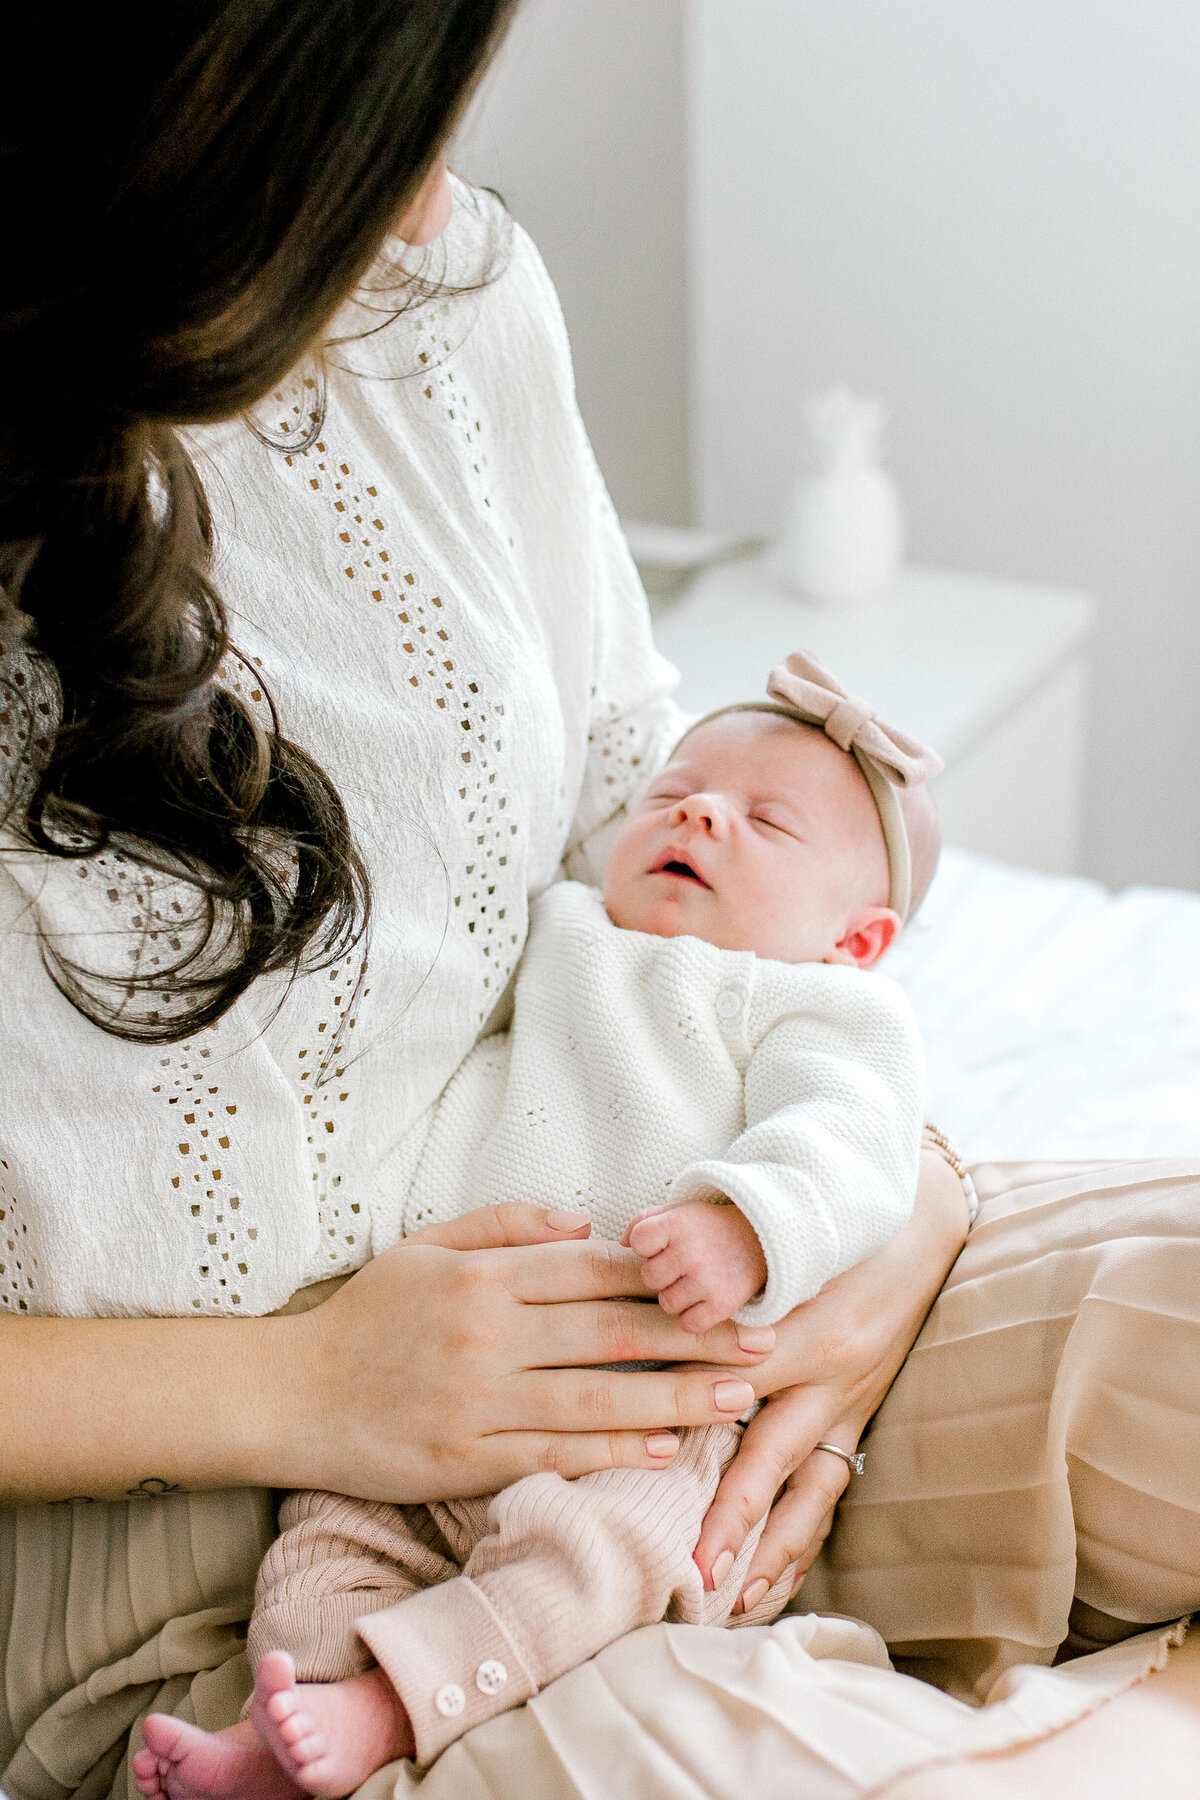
[650,561,1098,875]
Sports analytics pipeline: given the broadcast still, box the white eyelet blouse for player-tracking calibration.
[0,182,681,1319]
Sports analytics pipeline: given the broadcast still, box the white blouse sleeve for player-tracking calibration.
[560,446,686,884]
[500,247,685,886]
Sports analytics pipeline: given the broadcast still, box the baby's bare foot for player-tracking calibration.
[250,1651,414,1797]
[132,1716,301,1800]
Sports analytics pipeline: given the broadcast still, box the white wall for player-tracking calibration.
[688,1,1200,889]
[455,1,1200,889]
[454,0,689,524]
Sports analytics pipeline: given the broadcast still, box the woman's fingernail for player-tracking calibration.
[645,1432,679,1459]
[733,1324,775,1354]
[740,1577,770,1612]
[711,1548,735,1588]
[545,1208,590,1231]
[713,1379,756,1413]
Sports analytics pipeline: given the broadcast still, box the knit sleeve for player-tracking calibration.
[664,973,925,1324]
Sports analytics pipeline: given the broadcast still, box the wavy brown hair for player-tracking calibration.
[0,0,515,1039]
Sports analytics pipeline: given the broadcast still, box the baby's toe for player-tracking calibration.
[131,1753,162,1800]
[276,1705,318,1749]
[264,1684,303,1728]
[288,1728,328,1771]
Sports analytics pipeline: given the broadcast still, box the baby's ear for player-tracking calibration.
[827,907,901,970]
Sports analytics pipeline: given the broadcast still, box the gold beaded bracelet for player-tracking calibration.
[922,1121,979,1225]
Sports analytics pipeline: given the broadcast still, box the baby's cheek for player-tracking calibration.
[600,828,642,920]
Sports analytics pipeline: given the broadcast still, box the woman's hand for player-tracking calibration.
[0,1202,773,1506]
[272,1203,777,1503]
[693,1150,970,1612]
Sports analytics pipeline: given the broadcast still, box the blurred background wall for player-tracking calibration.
[455,0,689,525]
[456,0,1200,891]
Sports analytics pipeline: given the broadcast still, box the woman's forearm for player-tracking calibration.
[1,1206,777,1506]
[0,1311,293,1502]
[864,1144,972,1358]
[756,1145,969,1401]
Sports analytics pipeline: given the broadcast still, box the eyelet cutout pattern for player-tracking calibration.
[588,697,652,800]
[153,1031,261,1311]
[56,850,213,1040]
[566,689,679,869]
[413,310,498,522]
[216,631,369,1275]
[282,424,524,1027]
[0,644,54,821]
[244,362,326,454]
[294,945,369,1273]
[0,1158,37,1312]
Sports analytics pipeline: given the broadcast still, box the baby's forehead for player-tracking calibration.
[663,711,883,837]
[667,711,838,784]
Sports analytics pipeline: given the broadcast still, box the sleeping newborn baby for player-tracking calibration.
[136,648,942,1799]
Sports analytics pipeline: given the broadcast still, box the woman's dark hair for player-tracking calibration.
[0,0,515,1039]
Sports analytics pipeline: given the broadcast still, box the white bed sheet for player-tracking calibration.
[883,847,1200,1162]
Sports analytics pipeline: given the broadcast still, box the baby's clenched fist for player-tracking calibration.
[623,1199,768,1334]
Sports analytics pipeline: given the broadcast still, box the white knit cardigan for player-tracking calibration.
[395,882,924,1326]
[0,184,681,1319]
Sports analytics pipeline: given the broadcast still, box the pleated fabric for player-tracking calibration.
[352,1614,1187,1800]
[0,1489,272,1800]
[803,1157,1200,1699]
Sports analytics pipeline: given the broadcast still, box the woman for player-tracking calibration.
[2,5,1197,1796]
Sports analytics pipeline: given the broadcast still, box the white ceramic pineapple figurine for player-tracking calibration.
[783,387,904,605]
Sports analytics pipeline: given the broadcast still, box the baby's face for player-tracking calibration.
[603,712,897,966]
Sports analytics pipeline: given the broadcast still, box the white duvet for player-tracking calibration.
[884,848,1200,1161]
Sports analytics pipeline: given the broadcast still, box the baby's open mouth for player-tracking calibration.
[657,858,708,886]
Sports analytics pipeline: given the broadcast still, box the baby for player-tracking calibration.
[136,649,941,1799]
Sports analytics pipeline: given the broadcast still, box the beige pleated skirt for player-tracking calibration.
[805,1156,1200,1699]
[5,1158,1200,1800]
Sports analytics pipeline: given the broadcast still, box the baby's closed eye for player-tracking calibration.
[749,806,802,838]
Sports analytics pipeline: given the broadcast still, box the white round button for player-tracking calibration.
[715,989,742,1019]
[476,1658,508,1695]
[434,1682,466,1718]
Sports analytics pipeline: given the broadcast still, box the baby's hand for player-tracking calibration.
[622,1200,768,1334]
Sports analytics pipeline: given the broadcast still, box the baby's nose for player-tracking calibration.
[673,792,725,833]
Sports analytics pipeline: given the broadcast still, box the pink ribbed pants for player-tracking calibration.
[249,1422,793,1764]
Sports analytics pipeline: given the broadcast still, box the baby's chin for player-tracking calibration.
[605,887,761,954]
[604,884,708,941]
[606,890,834,963]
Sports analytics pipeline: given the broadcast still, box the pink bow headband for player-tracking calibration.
[686,647,944,921]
